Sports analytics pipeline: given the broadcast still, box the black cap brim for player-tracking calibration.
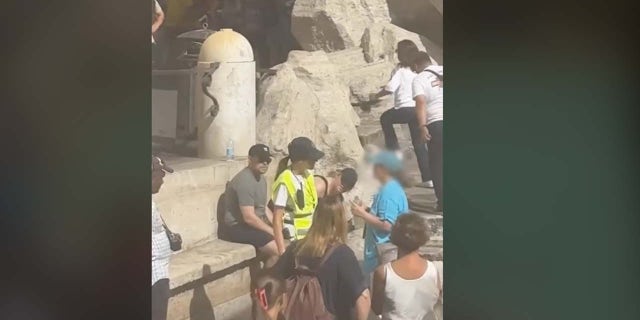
[309,149,325,161]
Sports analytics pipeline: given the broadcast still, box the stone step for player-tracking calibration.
[168,239,259,320]
[413,211,443,238]
[154,157,247,249]
[406,187,441,215]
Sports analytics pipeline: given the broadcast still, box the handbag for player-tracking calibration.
[160,215,182,252]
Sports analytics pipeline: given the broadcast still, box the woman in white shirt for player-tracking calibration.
[372,40,432,186]
[372,213,442,320]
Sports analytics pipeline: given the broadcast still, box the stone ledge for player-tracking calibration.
[169,239,257,290]
[155,157,247,199]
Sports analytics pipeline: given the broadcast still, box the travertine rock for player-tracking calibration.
[327,48,395,104]
[291,0,391,52]
[256,51,364,172]
[386,0,443,63]
[361,23,432,64]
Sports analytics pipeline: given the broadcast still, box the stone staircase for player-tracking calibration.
[155,157,258,320]
[157,112,443,319]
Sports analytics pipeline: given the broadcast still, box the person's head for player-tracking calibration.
[390,213,430,254]
[371,151,403,182]
[152,155,174,194]
[248,144,273,175]
[276,137,325,176]
[396,40,419,67]
[296,196,347,258]
[328,168,358,195]
[411,51,432,73]
[252,271,287,320]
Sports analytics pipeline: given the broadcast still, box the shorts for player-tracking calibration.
[224,223,273,249]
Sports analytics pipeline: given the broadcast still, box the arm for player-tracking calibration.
[152,1,164,33]
[370,70,401,100]
[265,202,274,224]
[351,203,393,232]
[354,289,371,320]
[371,266,386,315]
[272,207,285,254]
[271,184,289,255]
[239,206,273,236]
[413,77,431,141]
[314,176,327,199]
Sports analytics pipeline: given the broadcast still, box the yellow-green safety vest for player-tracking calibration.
[271,169,318,239]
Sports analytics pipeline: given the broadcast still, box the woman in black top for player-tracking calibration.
[271,196,371,320]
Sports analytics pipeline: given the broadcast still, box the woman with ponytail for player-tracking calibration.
[271,137,325,254]
[252,272,287,320]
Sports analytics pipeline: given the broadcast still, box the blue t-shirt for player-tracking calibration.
[363,179,409,274]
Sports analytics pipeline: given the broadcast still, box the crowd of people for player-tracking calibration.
[152,38,444,320]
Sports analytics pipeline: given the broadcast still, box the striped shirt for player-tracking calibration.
[152,201,171,285]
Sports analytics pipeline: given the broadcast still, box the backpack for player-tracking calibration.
[284,246,338,320]
[423,69,443,88]
[216,182,230,240]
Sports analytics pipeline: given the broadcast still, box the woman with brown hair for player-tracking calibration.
[371,213,442,320]
[271,196,371,320]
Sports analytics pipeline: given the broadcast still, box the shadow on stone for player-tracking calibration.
[189,264,216,320]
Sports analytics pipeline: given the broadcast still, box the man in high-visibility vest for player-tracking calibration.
[271,137,325,254]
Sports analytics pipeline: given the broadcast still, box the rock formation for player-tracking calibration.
[291,0,392,52]
[256,51,364,173]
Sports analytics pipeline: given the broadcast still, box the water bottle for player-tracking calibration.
[225,139,234,161]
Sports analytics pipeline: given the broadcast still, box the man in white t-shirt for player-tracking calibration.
[371,40,433,186]
[412,51,444,212]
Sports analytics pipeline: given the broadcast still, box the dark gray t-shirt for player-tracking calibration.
[224,167,268,225]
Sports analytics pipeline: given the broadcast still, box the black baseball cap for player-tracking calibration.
[248,144,273,162]
[288,137,325,162]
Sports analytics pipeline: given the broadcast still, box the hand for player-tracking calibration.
[420,125,431,142]
[350,200,366,217]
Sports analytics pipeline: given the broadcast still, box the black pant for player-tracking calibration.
[380,107,431,182]
[427,121,443,207]
[152,279,170,320]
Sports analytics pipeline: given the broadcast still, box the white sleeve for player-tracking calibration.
[155,1,163,14]
[384,69,402,92]
[273,185,289,207]
[412,76,426,99]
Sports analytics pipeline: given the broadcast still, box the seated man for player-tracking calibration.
[314,168,359,232]
[222,144,279,267]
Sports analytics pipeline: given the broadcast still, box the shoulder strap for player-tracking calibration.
[294,245,340,272]
[318,245,339,268]
[423,69,443,81]
[314,175,329,197]
[159,214,172,234]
